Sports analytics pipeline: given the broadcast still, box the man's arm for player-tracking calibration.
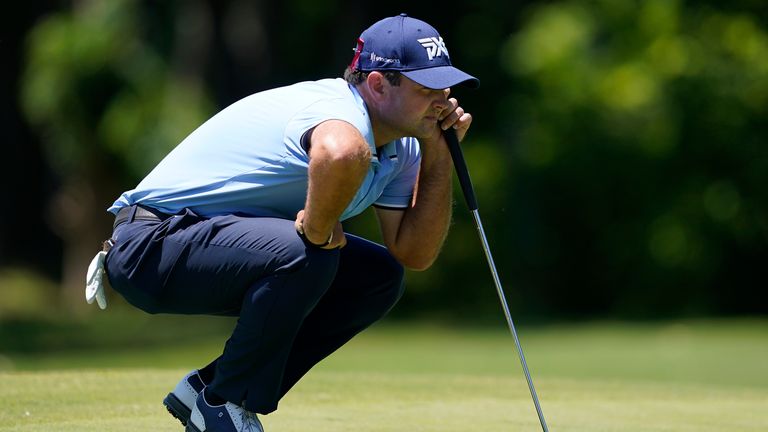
[375,140,453,270]
[376,97,472,270]
[297,119,370,249]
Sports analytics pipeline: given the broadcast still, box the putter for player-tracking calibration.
[444,128,550,432]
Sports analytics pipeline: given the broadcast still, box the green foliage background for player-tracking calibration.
[4,0,767,320]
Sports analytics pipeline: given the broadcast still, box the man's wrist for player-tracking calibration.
[296,219,333,247]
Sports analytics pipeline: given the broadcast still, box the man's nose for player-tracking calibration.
[434,89,450,111]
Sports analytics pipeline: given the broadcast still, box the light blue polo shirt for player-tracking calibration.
[108,78,421,221]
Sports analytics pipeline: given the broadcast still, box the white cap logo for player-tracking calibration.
[418,37,450,61]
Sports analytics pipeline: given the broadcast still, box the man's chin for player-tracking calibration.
[410,123,441,141]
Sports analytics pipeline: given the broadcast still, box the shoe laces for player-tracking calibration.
[241,409,263,432]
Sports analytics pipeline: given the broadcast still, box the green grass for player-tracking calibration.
[1,318,767,431]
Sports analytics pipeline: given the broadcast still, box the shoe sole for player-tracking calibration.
[163,392,192,426]
[185,421,203,432]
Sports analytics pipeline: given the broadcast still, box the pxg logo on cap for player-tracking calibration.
[417,37,449,60]
[350,13,479,90]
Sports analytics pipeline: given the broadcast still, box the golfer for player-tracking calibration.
[99,14,478,432]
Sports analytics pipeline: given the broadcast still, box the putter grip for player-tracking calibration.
[443,128,479,211]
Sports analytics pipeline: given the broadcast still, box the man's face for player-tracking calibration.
[383,76,451,141]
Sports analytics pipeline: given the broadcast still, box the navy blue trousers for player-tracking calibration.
[105,207,405,414]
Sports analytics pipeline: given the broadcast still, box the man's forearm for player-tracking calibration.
[303,152,366,240]
[390,143,454,270]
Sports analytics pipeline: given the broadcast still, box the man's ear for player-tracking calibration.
[365,71,388,99]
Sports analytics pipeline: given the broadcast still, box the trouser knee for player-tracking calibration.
[270,244,341,311]
[370,254,406,319]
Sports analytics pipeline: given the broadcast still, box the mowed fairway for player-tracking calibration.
[1,319,766,431]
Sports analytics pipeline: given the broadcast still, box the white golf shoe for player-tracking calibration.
[186,391,264,432]
[164,370,206,425]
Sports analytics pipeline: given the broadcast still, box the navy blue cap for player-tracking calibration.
[349,14,479,90]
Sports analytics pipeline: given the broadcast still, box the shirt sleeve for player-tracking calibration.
[374,137,421,210]
[283,97,373,161]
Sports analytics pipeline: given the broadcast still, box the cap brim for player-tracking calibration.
[401,66,479,90]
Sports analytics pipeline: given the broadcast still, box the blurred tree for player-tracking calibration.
[12,0,767,320]
[20,0,213,311]
[1,0,64,280]
[492,0,768,317]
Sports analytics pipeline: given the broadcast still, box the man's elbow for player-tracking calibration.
[395,251,438,272]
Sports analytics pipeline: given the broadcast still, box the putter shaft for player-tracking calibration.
[443,127,550,431]
[471,210,549,432]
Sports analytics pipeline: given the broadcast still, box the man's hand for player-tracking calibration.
[438,97,472,142]
[417,94,473,155]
